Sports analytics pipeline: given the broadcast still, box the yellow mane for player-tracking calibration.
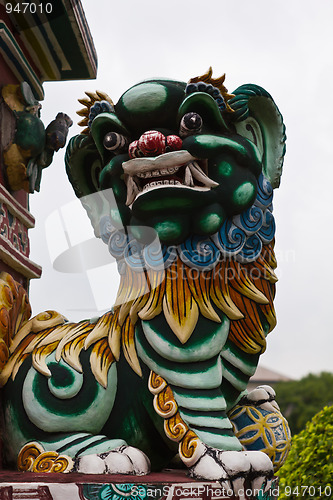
[0,241,276,389]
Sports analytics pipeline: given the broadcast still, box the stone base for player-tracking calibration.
[0,470,279,500]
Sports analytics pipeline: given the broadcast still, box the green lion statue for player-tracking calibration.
[0,68,290,496]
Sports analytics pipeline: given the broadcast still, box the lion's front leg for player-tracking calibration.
[148,371,273,497]
[136,319,273,496]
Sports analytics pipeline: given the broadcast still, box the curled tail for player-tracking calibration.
[0,272,32,372]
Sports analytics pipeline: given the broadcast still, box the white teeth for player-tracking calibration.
[142,179,181,191]
[137,166,179,179]
[125,155,219,206]
[188,162,219,188]
[123,150,195,176]
[134,162,216,187]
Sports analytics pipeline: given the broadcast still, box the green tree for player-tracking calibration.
[277,405,333,500]
[275,372,333,435]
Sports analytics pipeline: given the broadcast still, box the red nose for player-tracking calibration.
[128,130,182,158]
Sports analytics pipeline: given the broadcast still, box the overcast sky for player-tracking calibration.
[28,0,333,380]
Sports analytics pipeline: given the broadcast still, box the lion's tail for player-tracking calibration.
[0,272,71,385]
[0,272,32,370]
[0,272,119,390]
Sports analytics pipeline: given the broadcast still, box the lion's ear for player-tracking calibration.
[65,134,110,237]
[229,85,286,188]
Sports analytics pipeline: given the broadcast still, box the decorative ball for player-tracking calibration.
[228,404,292,472]
[138,130,166,157]
[128,140,142,158]
[166,135,183,151]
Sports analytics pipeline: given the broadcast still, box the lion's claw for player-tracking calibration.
[74,445,150,475]
[189,447,273,497]
[242,385,280,412]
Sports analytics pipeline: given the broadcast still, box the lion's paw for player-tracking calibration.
[242,385,280,412]
[188,448,273,499]
[74,445,150,475]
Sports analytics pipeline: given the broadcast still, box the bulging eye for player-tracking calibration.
[179,112,203,138]
[103,132,129,152]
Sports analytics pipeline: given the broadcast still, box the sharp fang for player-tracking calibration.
[126,176,140,206]
[188,162,219,188]
[184,166,194,187]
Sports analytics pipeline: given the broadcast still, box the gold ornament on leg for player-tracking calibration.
[18,442,74,473]
[148,371,203,466]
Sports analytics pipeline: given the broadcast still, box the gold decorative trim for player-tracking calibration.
[164,414,187,443]
[32,452,74,473]
[148,370,203,467]
[148,371,167,394]
[18,442,74,473]
[0,340,9,372]
[0,272,31,374]
[77,91,114,134]
[179,429,206,467]
[153,385,177,419]
[188,67,235,113]
[17,442,44,471]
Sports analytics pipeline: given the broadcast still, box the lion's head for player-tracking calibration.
[66,69,285,247]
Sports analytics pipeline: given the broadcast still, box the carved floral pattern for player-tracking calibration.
[0,202,29,256]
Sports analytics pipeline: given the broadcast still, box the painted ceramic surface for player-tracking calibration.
[0,69,289,497]
[1,82,72,193]
[80,479,279,500]
[0,478,280,500]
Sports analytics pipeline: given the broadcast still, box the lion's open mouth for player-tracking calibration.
[122,150,219,206]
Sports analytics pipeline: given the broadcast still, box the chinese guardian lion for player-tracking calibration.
[0,69,290,495]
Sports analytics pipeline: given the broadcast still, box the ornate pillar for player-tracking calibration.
[0,0,97,469]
